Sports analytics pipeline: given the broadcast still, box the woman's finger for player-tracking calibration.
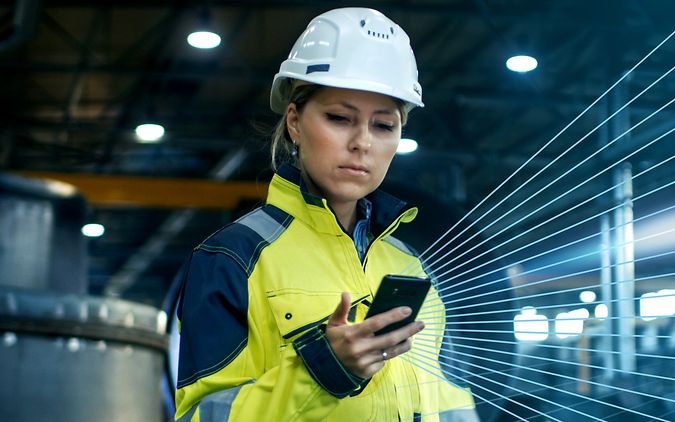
[366,320,424,351]
[382,338,413,360]
[357,306,412,335]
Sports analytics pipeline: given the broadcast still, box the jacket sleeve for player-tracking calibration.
[175,248,366,422]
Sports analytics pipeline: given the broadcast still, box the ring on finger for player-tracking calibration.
[381,350,388,361]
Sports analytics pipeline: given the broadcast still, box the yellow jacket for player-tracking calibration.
[175,165,473,421]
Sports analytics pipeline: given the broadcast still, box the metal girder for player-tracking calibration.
[454,91,670,116]
[0,0,41,52]
[28,0,662,29]
[95,1,190,169]
[16,167,266,209]
[103,148,249,297]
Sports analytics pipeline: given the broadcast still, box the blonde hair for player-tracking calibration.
[270,83,410,170]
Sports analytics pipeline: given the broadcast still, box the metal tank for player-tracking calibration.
[0,173,87,294]
[0,173,168,422]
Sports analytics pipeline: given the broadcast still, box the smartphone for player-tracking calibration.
[365,274,431,336]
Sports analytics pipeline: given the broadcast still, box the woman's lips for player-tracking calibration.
[338,165,369,176]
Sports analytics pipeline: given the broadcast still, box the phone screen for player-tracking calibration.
[365,274,431,336]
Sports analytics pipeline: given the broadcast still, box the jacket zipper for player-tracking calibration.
[362,211,411,271]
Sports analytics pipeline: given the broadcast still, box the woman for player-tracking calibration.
[175,8,474,421]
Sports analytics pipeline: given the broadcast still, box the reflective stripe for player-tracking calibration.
[177,383,251,422]
[238,208,286,243]
[175,403,198,422]
[383,235,414,256]
[439,408,481,422]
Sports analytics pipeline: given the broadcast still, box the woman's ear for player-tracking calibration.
[286,103,300,142]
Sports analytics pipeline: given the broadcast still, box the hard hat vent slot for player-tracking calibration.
[367,29,390,39]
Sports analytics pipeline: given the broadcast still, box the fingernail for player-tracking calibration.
[401,307,412,316]
[416,321,425,330]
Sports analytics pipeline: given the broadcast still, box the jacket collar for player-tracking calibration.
[267,164,417,237]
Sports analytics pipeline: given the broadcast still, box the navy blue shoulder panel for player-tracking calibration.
[177,250,249,388]
[176,205,292,389]
[197,204,293,276]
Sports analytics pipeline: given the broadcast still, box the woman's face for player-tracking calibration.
[286,87,402,207]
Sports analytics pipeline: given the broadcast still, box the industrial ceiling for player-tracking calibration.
[1,0,674,307]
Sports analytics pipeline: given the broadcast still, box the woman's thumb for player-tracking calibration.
[327,292,351,327]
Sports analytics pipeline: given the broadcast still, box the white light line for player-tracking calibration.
[431,332,675,362]
[410,344,669,421]
[397,28,675,276]
[435,250,675,315]
[429,272,675,320]
[545,370,667,420]
[428,193,675,301]
[414,334,675,387]
[415,340,675,408]
[425,326,674,341]
[427,141,675,290]
[418,237,675,316]
[408,348,609,421]
[398,361,530,421]
[404,61,675,276]
[418,365,662,420]
[425,328,675,350]
[401,352,566,421]
[416,107,675,283]
[426,194,675,306]
[428,177,675,302]
[427,313,675,329]
[419,247,675,317]
[603,400,673,421]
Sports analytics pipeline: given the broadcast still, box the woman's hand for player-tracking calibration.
[324,292,425,379]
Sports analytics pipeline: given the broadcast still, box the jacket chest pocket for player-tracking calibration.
[267,289,342,341]
[266,289,370,341]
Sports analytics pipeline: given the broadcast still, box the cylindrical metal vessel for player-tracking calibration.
[0,287,168,422]
[0,173,87,294]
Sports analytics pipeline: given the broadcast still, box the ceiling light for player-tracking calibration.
[513,306,548,342]
[187,31,221,49]
[594,304,608,319]
[135,123,165,143]
[640,290,675,321]
[506,55,538,73]
[555,310,586,339]
[81,223,105,238]
[579,290,596,303]
[397,138,418,154]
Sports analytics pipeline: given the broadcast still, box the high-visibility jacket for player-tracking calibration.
[175,164,474,421]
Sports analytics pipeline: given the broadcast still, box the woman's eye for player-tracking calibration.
[326,113,349,122]
[375,122,394,131]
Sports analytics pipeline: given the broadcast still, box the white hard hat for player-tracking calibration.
[270,7,423,114]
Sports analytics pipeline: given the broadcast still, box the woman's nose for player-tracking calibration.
[349,125,372,151]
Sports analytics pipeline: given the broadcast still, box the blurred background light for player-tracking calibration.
[640,290,675,321]
[580,290,597,303]
[594,303,608,319]
[506,55,538,72]
[555,309,588,339]
[81,223,105,238]
[514,306,549,341]
[135,123,165,143]
[187,31,221,49]
[397,138,418,154]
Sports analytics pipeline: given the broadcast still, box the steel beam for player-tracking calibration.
[104,148,248,297]
[16,167,266,209]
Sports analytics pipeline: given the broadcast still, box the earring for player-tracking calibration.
[291,140,298,157]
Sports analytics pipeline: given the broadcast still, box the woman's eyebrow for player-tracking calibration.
[328,101,397,116]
